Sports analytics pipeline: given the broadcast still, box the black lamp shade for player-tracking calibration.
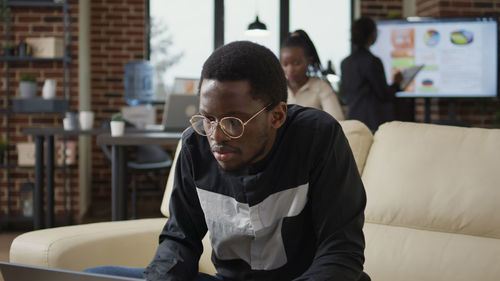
[248,15,267,31]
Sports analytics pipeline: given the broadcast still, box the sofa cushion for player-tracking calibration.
[339,120,373,175]
[363,121,500,238]
[364,222,500,281]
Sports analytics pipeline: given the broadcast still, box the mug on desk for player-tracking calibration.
[79,111,94,130]
[63,111,79,130]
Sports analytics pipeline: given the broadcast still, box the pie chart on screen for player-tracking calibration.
[450,30,474,45]
[423,29,440,46]
[422,79,434,86]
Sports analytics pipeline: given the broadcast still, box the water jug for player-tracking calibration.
[124,61,154,105]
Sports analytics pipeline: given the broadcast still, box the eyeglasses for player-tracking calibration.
[190,104,270,139]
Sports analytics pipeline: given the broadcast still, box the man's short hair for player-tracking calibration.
[199,41,287,108]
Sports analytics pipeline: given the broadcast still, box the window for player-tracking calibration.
[290,0,351,75]
[224,0,280,56]
[149,1,353,99]
[149,1,214,100]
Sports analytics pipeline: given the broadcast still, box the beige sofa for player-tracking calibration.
[10,120,500,281]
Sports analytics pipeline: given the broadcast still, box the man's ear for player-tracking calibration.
[270,102,287,129]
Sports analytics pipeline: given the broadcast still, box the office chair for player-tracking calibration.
[100,119,173,219]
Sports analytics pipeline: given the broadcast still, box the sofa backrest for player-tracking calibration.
[362,121,500,281]
[339,120,373,175]
[161,140,182,217]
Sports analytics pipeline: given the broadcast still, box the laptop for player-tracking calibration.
[171,77,200,95]
[159,93,199,132]
[0,261,142,281]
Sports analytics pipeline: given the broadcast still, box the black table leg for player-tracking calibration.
[111,145,127,220]
[34,136,45,230]
[46,135,55,228]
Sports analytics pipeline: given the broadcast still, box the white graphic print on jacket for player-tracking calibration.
[196,183,309,270]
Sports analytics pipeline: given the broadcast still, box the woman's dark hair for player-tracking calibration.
[352,17,377,47]
[199,41,287,108]
[281,29,323,77]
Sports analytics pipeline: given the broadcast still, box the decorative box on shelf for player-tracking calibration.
[25,37,64,58]
[16,142,35,167]
[13,98,69,113]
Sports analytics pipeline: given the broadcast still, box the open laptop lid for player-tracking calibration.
[162,93,199,132]
[0,262,142,281]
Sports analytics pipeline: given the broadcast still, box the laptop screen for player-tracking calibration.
[0,262,142,281]
[162,94,199,132]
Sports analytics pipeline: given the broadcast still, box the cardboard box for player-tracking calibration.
[121,105,156,129]
[17,142,35,166]
[26,37,64,58]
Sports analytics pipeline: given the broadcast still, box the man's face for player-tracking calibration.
[198,79,276,171]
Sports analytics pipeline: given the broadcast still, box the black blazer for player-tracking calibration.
[341,47,400,132]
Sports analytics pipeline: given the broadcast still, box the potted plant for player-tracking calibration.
[110,112,125,136]
[19,74,37,98]
[0,138,8,166]
[2,42,16,56]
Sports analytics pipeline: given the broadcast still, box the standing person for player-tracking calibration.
[280,30,345,121]
[341,17,403,132]
[86,41,369,281]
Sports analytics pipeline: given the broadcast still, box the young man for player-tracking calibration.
[145,41,369,281]
[88,41,368,281]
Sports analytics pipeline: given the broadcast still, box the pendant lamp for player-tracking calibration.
[246,16,269,36]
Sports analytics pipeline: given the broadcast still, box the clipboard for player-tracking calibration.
[400,64,424,90]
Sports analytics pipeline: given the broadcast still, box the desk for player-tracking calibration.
[22,128,106,229]
[97,132,182,221]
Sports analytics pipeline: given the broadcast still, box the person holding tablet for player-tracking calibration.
[341,17,403,132]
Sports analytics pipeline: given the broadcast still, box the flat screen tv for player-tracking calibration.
[371,16,498,98]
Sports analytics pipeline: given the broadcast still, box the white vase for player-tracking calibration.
[110,121,125,136]
[42,79,56,99]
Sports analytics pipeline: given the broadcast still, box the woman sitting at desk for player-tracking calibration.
[280,30,344,121]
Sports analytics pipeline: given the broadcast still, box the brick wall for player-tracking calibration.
[361,0,500,127]
[1,0,148,225]
[361,0,404,18]
[89,0,148,217]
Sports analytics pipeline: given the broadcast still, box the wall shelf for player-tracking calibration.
[1,0,73,228]
[0,56,72,63]
[7,1,66,8]
[12,98,69,113]
[0,164,77,169]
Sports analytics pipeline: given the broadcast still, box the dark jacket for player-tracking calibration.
[144,105,368,281]
[341,47,400,132]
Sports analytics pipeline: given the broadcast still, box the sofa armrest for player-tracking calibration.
[9,218,167,271]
